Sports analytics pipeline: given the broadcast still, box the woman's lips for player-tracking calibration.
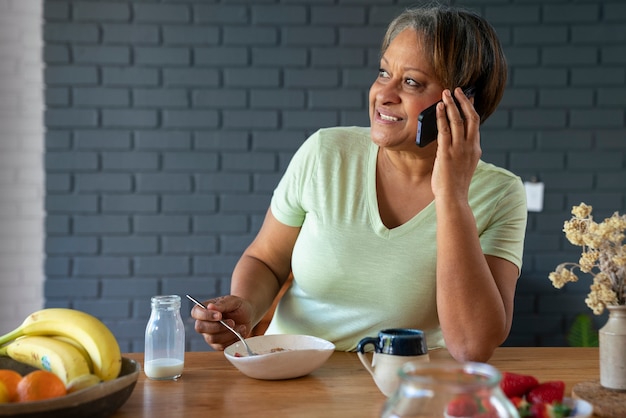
[377,109,403,122]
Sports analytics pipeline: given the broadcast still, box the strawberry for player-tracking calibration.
[529,402,550,418]
[526,381,565,405]
[446,394,479,417]
[500,372,539,398]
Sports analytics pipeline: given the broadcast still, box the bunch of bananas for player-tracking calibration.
[0,308,122,392]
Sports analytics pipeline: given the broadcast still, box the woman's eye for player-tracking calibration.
[405,78,419,87]
[378,69,389,78]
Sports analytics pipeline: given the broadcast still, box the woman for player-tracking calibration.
[192,4,527,362]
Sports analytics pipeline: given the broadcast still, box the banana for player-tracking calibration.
[0,308,122,381]
[52,335,94,372]
[0,335,92,386]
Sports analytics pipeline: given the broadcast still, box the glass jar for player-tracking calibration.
[144,295,185,380]
[381,360,519,418]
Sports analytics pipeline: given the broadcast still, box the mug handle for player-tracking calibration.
[356,337,377,377]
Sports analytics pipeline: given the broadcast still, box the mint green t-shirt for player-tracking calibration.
[267,126,527,351]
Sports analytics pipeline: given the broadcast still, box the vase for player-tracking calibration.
[599,305,626,391]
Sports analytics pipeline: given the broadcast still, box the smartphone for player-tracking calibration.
[415,86,476,147]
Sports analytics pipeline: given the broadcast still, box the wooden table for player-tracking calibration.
[112,347,600,418]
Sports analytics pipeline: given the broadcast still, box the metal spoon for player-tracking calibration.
[185,294,257,356]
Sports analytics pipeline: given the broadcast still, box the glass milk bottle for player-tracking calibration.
[144,295,185,380]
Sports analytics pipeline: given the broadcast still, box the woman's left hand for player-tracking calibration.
[430,87,481,201]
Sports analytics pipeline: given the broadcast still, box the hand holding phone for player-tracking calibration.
[415,86,476,147]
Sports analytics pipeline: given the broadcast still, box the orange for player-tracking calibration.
[16,370,67,402]
[0,381,10,403]
[0,369,22,402]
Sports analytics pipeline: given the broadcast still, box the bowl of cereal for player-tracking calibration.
[223,334,335,380]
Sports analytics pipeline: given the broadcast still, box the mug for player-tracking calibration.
[356,329,429,397]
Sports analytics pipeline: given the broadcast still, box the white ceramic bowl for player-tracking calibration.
[224,334,335,380]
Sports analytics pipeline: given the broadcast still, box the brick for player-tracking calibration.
[502,46,539,66]
[102,152,159,170]
[44,45,70,63]
[597,172,626,190]
[542,4,599,23]
[541,46,598,66]
[45,109,98,128]
[194,5,248,24]
[342,68,375,87]
[46,215,70,234]
[136,173,192,192]
[162,25,219,45]
[73,87,130,107]
[340,27,386,46]
[163,110,219,128]
[134,256,190,275]
[45,257,70,276]
[252,131,305,151]
[102,195,158,213]
[193,89,247,108]
[252,47,307,67]
[221,194,271,212]
[44,279,98,297]
[135,47,190,66]
[162,236,218,254]
[486,5,540,24]
[73,45,130,65]
[568,152,623,170]
[195,47,248,66]
[223,110,278,129]
[103,67,159,86]
[196,173,250,192]
[44,23,99,42]
[46,237,98,254]
[102,109,158,128]
[135,131,192,150]
[311,6,365,25]
[572,24,626,43]
[193,255,239,275]
[514,68,568,87]
[163,68,219,86]
[252,5,306,24]
[309,89,363,109]
[254,173,282,192]
[513,26,568,45]
[74,256,130,276]
[572,68,625,86]
[193,215,248,233]
[283,110,339,129]
[46,195,98,213]
[311,47,366,67]
[74,300,130,319]
[512,109,566,128]
[282,27,336,46]
[74,215,130,234]
[162,195,217,213]
[509,152,565,171]
[133,88,188,108]
[75,130,132,150]
[602,46,626,64]
[163,152,219,171]
[539,88,593,107]
[45,66,98,85]
[74,2,130,21]
[102,278,159,297]
[75,173,132,192]
[223,26,277,45]
[102,236,158,254]
[222,152,275,172]
[224,68,280,87]
[45,151,98,171]
[194,132,249,151]
[46,173,70,192]
[102,24,159,44]
[221,234,255,254]
[134,215,190,233]
[45,87,69,106]
[133,3,190,23]
[570,109,624,128]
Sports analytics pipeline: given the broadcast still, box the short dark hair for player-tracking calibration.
[381,4,507,123]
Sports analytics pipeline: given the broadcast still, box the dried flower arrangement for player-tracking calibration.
[548,203,626,315]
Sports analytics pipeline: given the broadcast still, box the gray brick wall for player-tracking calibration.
[43,0,626,352]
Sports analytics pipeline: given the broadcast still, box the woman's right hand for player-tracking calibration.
[191,295,254,351]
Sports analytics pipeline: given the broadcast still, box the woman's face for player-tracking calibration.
[369,29,443,150]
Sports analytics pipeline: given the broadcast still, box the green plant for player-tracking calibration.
[567,314,599,347]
